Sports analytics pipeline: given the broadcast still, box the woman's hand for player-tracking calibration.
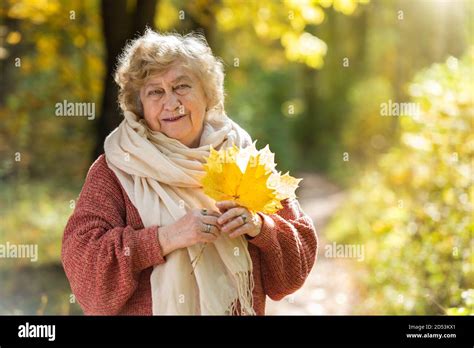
[216,201,262,239]
[158,208,221,256]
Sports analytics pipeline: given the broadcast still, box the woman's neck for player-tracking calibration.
[181,127,204,148]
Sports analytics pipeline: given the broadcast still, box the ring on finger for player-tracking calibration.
[204,223,212,233]
[201,208,208,216]
[203,223,217,236]
[241,214,247,224]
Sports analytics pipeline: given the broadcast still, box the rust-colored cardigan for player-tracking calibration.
[61,154,317,315]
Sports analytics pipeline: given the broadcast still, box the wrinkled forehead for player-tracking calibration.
[145,63,197,87]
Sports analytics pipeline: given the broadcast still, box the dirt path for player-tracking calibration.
[265,173,359,315]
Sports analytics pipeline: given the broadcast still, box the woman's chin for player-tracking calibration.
[163,129,188,143]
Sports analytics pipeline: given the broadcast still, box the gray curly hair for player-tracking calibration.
[114,29,226,117]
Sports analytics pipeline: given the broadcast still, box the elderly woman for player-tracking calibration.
[61,29,317,315]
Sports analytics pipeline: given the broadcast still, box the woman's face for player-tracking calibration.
[139,64,207,148]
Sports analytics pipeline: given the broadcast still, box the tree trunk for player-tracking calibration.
[184,0,216,48]
[92,0,158,160]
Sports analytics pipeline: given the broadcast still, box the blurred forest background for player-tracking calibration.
[0,0,472,315]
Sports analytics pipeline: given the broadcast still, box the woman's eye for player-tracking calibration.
[175,84,191,92]
[148,89,163,96]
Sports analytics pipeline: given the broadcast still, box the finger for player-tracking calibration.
[207,210,222,218]
[207,223,221,236]
[199,225,220,241]
[221,216,246,234]
[217,207,246,225]
[200,221,220,235]
[202,215,220,227]
[215,200,238,213]
[200,232,218,243]
[198,208,221,218]
[229,224,252,239]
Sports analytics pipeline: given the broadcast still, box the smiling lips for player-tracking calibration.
[162,114,187,122]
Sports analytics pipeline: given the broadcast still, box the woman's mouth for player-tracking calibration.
[162,114,187,122]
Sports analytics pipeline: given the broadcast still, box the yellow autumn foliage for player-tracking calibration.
[202,143,301,214]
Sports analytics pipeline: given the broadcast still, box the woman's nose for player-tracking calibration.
[163,92,181,112]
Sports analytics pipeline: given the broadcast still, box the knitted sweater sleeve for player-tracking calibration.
[61,156,165,315]
[248,199,317,301]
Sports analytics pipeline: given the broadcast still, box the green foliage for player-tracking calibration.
[326,53,474,314]
[157,0,368,68]
[0,0,104,183]
[324,0,471,183]
[0,179,82,314]
[0,265,83,315]
[225,62,302,172]
[0,180,79,267]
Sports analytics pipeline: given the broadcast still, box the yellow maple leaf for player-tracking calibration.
[201,143,302,214]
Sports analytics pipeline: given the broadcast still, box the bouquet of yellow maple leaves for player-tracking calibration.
[189,143,301,273]
[202,142,302,215]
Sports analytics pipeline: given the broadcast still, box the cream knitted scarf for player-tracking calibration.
[104,110,255,315]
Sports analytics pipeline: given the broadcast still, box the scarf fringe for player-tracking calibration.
[228,270,256,316]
